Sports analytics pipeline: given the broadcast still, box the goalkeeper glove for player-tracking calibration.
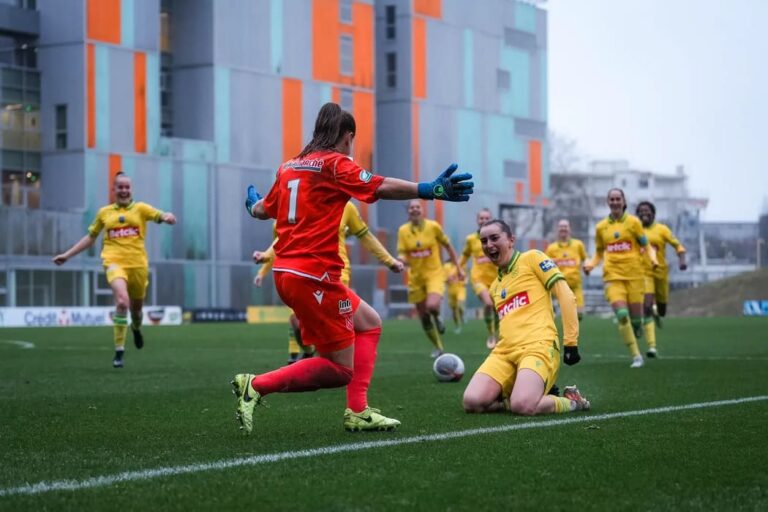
[417,163,474,202]
[245,185,262,217]
[563,346,581,366]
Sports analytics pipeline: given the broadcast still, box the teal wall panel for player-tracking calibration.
[214,67,231,162]
[515,3,536,33]
[121,0,134,48]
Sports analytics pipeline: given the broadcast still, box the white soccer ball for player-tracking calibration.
[433,353,465,382]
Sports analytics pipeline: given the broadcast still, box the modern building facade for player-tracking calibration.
[0,0,548,311]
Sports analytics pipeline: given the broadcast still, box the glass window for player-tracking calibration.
[385,5,396,39]
[55,104,67,149]
[340,89,353,111]
[340,35,353,76]
[2,150,23,169]
[497,69,510,89]
[339,0,352,24]
[386,52,397,88]
[2,68,22,87]
[1,170,40,207]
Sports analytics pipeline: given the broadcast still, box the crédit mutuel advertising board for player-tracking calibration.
[0,306,182,327]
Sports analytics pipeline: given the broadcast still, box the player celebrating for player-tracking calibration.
[52,172,176,368]
[636,201,687,357]
[459,208,500,348]
[254,202,405,363]
[584,189,657,368]
[233,102,473,434]
[443,259,466,334]
[462,219,590,416]
[545,219,589,320]
[397,200,463,357]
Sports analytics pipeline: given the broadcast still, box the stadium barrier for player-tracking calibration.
[246,306,293,324]
[0,306,183,327]
[185,308,247,323]
[743,300,768,316]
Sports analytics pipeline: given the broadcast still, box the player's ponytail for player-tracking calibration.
[297,103,356,158]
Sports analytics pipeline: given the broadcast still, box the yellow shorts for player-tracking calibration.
[105,265,149,300]
[408,271,445,304]
[604,279,644,305]
[447,286,466,308]
[475,339,561,398]
[644,275,669,304]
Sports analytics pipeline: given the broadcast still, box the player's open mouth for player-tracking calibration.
[486,249,500,262]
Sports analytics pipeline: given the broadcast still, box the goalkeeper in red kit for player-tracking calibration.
[232,102,474,434]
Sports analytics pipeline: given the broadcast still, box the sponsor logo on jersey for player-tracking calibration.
[606,240,632,253]
[284,158,324,172]
[496,291,530,318]
[554,258,578,267]
[338,298,352,314]
[539,259,556,272]
[107,226,140,239]
[313,290,324,304]
[359,170,373,183]
[409,248,433,259]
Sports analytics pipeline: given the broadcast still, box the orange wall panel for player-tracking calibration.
[108,153,122,202]
[435,200,443,227]
[412,17,426,99]
[529,140,542,199]
[312,0,339,82]
[352,3,374,89]
[282,78,303,161]
[414,0,442,18]
[87,0,121,44]
[352,91,374,170]
[515,181,524,204]
[133,52,147,153]
[86,44,95,148]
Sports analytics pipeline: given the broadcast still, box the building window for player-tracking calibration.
[160,52,173,137]
[1,170,40,208]
[340,89,353,111]
[55,104,67,149]
[497,69,510,90]
[340,35,353,76]
[639,177,649,189]
[385,5,396,39]
[339,0,352,24]
[386,52,397,88]
[503,160,526,179]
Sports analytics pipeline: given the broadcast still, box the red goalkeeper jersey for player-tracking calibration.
[262,150,384,281]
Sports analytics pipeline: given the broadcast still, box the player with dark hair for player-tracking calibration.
[462,219,590,416]
[232,102,473,434]
[584,188,657,368]
[636,201,687,357]
[53,172,176,367]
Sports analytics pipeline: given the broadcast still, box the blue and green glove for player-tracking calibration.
[245,185,262,217]
[417,163,474,202]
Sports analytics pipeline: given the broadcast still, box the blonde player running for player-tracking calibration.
[443,260,467,334]
[636,201,687,357]
[545,219,589,320]
[584,189,657,368]
[397,200,462,357]
[255,202,404,363]
[53,172,176,368]
[462,219,590,415]
[459,208,500,348]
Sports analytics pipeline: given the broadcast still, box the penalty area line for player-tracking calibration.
[1,395,767,498]
[0,340,34,349]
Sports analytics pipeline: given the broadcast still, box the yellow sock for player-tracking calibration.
[618,321,640,357]
[113,313,128,349]
[552,396,574,414]
[643,319,656,349]
[288,335,300,356]
[424,325,444,350]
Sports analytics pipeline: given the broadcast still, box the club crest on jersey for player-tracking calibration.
[107,226,139,239]
[613,231,620,239]
[118,216,125,223]
[500,289,507,299]
[496,291,530,319]
[338,298,352,314]
[539,259,556,272]
[359,170,373,183]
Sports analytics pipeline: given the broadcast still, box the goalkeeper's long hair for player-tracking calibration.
[297,103,356,158]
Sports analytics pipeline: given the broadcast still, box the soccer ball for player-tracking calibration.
[433,353,465,382]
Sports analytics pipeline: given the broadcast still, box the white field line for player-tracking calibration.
[1,395,766,498]
[0,340,34,349]
[590,353,768,361]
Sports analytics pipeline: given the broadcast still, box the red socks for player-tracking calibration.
[346,327,381,413]
[250,357,352,396]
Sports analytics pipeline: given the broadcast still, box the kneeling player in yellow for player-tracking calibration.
[459,208,500,348]
[545,219,588,320]
[397,200,462,357]
[53,172,176,368]
[463,219,590,416]
[636,201,687,357]
[443,260,466,334]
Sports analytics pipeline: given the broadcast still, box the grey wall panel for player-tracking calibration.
[236,165,278,261]
[374,100,411,240]
[281,0,312,80]
[229,71,281,167]
[213,0,270,71]
[108,48,135,153]
[134,0,160,52]
[536,6,547,49]
[39,0,83,44]
[425,19,462,107]
[40,153,85,210]
[39,44,85,151]
[171,0,213,66]
[172,67,214,141]
[473,31,499,113]
[443,0,501,34]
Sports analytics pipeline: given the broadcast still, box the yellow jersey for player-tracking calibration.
[643,222,685,278]
[397,219,449,277]
[459,232,497,286]
[545,238,587,289]
[593,213,648,281]
[443,261,466,294]
[491,250,566,348]
[87,201,163,268]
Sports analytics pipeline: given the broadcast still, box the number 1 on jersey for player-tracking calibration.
[287,178,300,224]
